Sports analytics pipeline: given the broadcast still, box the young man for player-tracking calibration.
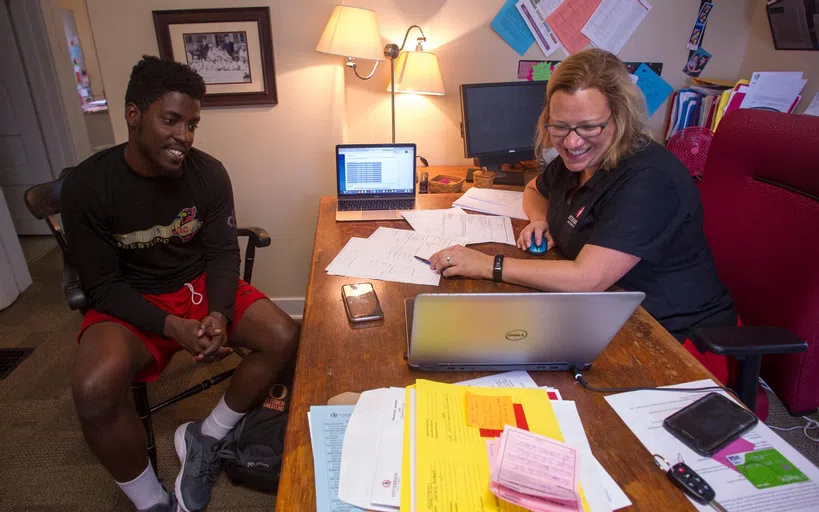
[61,55,299,512]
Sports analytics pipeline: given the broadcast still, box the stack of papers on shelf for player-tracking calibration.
[740,71,807,113]
[453,188,528,220]
[325,227,466,286]
[606,380,819,512]
[401,208,516,246]
[308,372,630,512]
[487,425,581,511]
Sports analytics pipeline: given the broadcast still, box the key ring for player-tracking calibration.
[653,454,671,472]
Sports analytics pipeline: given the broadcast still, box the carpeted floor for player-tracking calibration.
[1,248,817,511]
[0,248,276,511]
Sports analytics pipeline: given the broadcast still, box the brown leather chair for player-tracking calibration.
[24,167,271,470]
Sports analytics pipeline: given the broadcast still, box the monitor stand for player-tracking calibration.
[465,166,525,186]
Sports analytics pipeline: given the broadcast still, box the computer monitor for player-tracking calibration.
[459,81,547,171]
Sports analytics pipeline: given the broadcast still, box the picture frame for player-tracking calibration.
[766,1,819,51]
[153,7,278,107]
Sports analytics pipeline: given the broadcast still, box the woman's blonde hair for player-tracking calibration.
[535,48,653,170]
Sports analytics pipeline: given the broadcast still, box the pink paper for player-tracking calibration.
[713,437,755,472]
[546,0,602,55]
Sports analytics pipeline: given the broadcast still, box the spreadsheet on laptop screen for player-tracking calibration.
[337,146,415,195]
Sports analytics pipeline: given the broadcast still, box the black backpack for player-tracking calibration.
[218,385,289,492]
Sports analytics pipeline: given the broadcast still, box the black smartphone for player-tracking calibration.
[663,393,758,456]
[341,283,384,323]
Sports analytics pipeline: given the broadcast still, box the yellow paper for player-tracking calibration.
[406,379,590,512]
[400,385,414,512]
[692,77,736,88]
[465,392,517,430]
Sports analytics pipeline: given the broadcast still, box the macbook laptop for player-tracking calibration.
[404,292,645,371]
[335,143,418,221]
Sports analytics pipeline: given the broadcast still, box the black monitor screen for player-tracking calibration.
[460,81,547,166]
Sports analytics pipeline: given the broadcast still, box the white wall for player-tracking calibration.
[85,0,756,299]
[739,0,819,114]
[86,0,345,299]
[345,0,755,165]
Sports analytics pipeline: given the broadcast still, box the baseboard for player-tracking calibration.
[270,297,305,320]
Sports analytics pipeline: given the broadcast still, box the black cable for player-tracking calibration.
[568,365,738,398]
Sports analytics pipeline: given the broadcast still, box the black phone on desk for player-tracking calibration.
[341,283,384,323]
[663,392,758,456]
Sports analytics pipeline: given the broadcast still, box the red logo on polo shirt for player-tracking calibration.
[575,206,585,218]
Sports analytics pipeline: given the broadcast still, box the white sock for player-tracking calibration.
[201,395,246,440]
[116,463,168,510]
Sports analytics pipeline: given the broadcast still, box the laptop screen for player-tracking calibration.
[337,144,416,197]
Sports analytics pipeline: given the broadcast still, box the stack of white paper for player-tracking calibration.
[402,208,516,246]
[453,188,528,220]
[325,227,467,286]
[740,71,807,113]
[338,387,406,511]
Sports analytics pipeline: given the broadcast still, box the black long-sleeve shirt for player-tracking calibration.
[61,144,240,335]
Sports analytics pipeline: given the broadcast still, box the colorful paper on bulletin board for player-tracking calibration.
[491,0,535,56]
[518,60,663,81]
[545,0,602,55]
[634,63,673,116]
[531,62,553,81]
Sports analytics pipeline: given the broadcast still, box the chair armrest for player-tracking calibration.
[62,262,87,311]
[238,226,271,248]
[689,326,807,357]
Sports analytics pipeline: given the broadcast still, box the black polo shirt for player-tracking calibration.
[535,141,736,340]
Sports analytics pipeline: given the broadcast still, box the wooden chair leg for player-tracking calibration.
[132,383,157,472]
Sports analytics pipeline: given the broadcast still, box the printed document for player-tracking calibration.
[308,406,365,512]
[453,188,528,220]
[605,380,819,511]
[325,233,441,286]
[740,72,806,113]
[580,0,652,55]
[516,0,564,56]
[367,226,468,261]
[546,0,602,55]
[403,209,515,246]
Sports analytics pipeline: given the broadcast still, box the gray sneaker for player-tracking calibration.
[137,484,179,512]
[174,421,222,512]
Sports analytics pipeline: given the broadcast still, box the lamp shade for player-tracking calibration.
[388,50,445,95]
[315,6,384,61]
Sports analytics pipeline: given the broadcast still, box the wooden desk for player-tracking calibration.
[276,194,712,511]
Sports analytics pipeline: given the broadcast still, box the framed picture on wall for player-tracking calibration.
[766,0,819,51]
[153,7,278,107]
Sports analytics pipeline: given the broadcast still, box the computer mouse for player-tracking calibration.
[527,234,548,255]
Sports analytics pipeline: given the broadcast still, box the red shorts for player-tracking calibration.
[78,273,267,382]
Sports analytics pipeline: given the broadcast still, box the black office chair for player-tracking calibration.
[23,167,271,470]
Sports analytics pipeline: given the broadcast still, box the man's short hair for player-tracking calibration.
[125,55,206,112]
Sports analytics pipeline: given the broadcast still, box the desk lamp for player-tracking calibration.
[317,7,444,143]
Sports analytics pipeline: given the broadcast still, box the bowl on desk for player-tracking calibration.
[473,169,497,188]
[429,175,464,193]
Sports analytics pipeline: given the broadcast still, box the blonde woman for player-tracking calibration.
[429,49,735,340]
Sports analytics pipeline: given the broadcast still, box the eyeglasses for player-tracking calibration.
[545,115,611,139]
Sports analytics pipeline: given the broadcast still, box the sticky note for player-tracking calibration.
[725,448,809,489]
[532,62,552,81]
[634,63,673,116]
[465,392,517,430]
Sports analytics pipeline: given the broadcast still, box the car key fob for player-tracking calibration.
[666,462,715,504]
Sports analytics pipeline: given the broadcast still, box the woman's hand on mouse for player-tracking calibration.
[517,220,554,251]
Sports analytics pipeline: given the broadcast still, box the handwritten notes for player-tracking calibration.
[465,392,517,430]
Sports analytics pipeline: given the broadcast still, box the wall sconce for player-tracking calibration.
[316,7,444,143]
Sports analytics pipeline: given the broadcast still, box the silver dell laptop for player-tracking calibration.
[404,292,645,371]
[335,143,418,221]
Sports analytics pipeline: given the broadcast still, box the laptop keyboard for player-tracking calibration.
[338,199,416,211]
